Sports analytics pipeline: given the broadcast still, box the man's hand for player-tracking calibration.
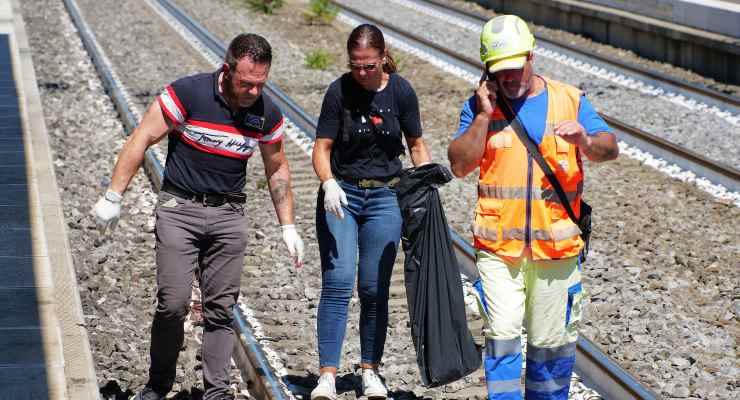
[281,224,304,268]
[93,189,122,235]
[322,178,348,219]
[553,121,589,147]
[476,74,498,116]
[447,76,497,178]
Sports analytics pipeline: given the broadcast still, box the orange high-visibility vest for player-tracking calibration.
[473,77,584,260]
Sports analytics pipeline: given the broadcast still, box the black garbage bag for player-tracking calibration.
[396,163,480,388]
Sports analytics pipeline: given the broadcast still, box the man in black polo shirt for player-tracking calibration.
[93,34,304,400]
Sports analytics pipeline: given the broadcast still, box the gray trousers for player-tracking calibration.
[147,191,247,399]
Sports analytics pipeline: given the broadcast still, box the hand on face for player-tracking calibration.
[475,73,498,116]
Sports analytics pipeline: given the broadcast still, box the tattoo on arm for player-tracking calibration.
[270,177,289,205]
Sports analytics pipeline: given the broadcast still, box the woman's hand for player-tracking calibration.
[322,178,348,219]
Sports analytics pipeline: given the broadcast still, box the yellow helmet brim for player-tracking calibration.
[486,53,528,74]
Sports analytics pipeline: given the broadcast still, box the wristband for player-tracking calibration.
[104,189,123,203]
[321,178,337,191]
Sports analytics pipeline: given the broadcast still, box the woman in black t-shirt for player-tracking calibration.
[311,24,430,400]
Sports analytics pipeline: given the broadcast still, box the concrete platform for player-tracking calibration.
[0,0,98,398]
[582,0,740,39]
[471,0,740,84]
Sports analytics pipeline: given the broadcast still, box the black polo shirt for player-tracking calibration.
[157,68,284,194]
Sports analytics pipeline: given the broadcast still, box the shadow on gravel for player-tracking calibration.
[99,380,204,400]
[285,373,362,397]
[99,380,133,400]
[171,388,204,400]
[284,374,422,399]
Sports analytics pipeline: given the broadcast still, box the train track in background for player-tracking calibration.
[62,0,662,398]
[419,0,740,113]
[329,0,740,196]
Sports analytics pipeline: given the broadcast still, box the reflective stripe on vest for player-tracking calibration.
[478,182,583,204]
[473,223,581,242]
[473,77,585,260]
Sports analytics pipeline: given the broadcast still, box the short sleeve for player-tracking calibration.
[453,96,476,140]
[577,95,613,136]
[158,79,190,125]
[316,81,343,140]
[258,98,285,144]
[396,79,422,138]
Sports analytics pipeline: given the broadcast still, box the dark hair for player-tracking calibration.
[346,24,397,74]
[225,33,272,70]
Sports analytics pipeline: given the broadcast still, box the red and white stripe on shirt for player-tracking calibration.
[158,86,284,159]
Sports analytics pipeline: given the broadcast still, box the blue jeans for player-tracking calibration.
[315,180,402,368]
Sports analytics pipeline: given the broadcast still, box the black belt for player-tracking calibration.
[162,182,246,206]
[339,176,400,188]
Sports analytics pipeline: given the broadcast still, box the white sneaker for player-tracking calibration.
[311,373,337,400]
[361,368,388,399]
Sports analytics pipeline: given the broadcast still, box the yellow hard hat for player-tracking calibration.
[480,15,535,73]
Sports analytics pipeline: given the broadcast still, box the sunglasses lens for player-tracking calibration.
[348,62,380,71]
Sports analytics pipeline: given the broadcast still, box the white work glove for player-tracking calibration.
[281,224,304,268]
[322,178,348,219]
[93,189,122,235]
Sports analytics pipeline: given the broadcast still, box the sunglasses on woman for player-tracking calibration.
[347,60,383,72]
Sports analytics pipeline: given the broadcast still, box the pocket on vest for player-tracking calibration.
[549,218,582,251]
[473,211,502,248]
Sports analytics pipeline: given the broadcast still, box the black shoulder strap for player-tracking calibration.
[339,76,353,143]
[495,96,580,225]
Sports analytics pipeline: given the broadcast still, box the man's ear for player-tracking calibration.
[222,63,231,78]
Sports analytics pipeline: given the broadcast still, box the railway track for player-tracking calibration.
[419,0,740,114]
[61,0,663,398]
[329,0,740,197]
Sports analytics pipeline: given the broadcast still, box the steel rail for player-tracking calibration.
[155,0,318,139]
[71,0,662,397]
[330,0,740,193]
[420,0,740,112]
[62,0,164,190]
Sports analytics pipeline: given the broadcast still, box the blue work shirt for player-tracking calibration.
[453,89,612,143]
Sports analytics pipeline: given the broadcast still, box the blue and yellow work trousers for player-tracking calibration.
[474,250,583,400]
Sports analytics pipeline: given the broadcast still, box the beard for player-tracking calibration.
[500,81,528,100]
[222,76,257,108]
[237,94,257,107]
